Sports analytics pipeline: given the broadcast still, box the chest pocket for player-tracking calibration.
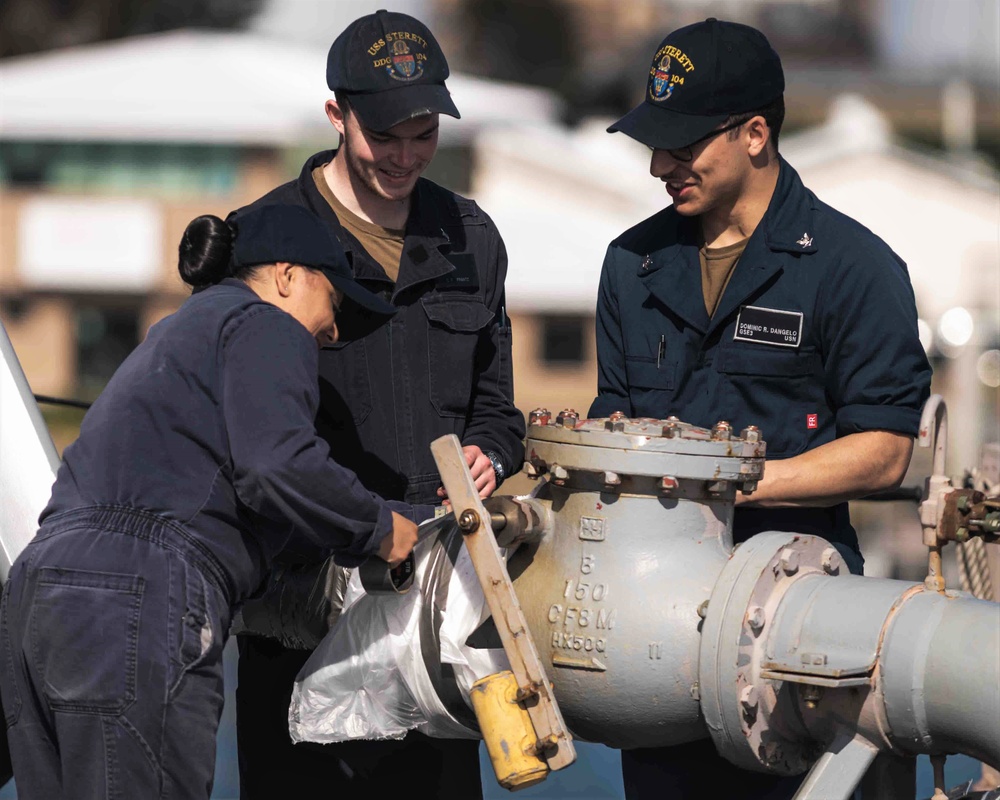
[715,347,825,457]
[422,297,494,418]
[625,356,676,391]
[715,348,821,378]
[320,338,372,426]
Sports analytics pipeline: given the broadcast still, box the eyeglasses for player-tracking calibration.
[662,120,748,162]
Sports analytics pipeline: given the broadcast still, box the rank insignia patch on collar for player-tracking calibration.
[796,232,813,248]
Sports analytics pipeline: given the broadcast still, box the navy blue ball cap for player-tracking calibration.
[231,204,395,321]
[327,9,460,132]
[608,18,784,150]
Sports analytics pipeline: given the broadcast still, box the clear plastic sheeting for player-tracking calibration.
[289,517,509,743]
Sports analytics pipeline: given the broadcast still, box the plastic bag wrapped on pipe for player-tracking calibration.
[289,516,509,743]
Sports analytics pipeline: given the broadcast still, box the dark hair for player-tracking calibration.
[178,215,233,288]
[334,90,351,116]
[726,95,785,151]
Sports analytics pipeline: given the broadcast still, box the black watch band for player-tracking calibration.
[484,450,506,482]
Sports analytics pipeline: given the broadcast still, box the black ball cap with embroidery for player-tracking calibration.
[327,9,460,132]
[608,18,784,150]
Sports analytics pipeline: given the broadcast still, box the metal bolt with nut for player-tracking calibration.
[457,509,481,534]
[779,548,800,575]
[528,408,551,426]
[740,685,759,719]
[747,605,766,635]
[740,425,761,443]
[551,465,570,486]
[712,421,733,440]
[556,409,579,428]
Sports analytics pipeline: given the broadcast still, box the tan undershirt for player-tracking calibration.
[312,164,404,282]
[700,237,749,318]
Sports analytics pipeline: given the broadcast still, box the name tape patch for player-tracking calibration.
[437,253,480,290]
[733,305,803,348]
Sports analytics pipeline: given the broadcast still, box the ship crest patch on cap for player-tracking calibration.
[389,38,423,80]
[367,32,428,82]
[647,44,695,103]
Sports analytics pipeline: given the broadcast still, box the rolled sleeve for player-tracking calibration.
[820,244,931,439]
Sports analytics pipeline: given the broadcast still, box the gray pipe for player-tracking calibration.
[763,572,1000,768]
[880,589,1000,768]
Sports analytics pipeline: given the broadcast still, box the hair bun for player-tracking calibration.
[178,215,234,288]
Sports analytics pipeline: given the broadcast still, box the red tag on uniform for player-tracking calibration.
[807,413,818,429]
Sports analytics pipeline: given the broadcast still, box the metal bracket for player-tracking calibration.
[431,434,577,771]
[793,731,879,800]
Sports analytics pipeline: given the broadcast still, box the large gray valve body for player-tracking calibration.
[508,412,999,791]
[508,413,762,749]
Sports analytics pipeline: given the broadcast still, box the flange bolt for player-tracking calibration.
[712,420,733,440]
[528,408,551,426]
[551,465,570,486]
[458,509,481,534]
[780,548,800,575]
[740,685,759,719]
[605,411,627,432]
[740,425,762,443]
[556,409,579,428]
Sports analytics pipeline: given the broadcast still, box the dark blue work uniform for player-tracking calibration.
[588,158,931,799]
[0,280,418,799]
[231,151,525,799]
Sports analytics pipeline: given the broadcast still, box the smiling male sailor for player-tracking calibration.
[231,9,524,799]
[589,18,931,799]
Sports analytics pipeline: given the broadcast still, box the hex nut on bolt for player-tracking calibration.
[557,409,579,428]
[457,509,480,533]
[747,605,766,634]
[712,420,733,440]
[528,408,551,426]
[551,465,569,485]
[779,548,800,575]
[523,461,545,478]
[602,471,621,487]
[605,415,626,432]
[821,547,842,575]
[740,425,761,443]
[740,685,759,717]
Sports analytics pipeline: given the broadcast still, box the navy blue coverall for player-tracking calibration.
[589,158,931,799]
[0,280,424,799]
[232,150,526,799]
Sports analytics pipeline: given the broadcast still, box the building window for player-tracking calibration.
[540,315,587,365]
[0,142,239,196]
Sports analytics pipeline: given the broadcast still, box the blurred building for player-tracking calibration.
[1,16,997,469]
[0,29,560,398]
[436,0,1000,154]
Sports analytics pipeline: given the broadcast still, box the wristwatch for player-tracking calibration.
[484,450,506,483]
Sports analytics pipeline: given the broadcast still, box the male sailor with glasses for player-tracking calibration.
[589,18,931,799]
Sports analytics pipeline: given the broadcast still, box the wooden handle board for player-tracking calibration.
[431,435,576,771]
